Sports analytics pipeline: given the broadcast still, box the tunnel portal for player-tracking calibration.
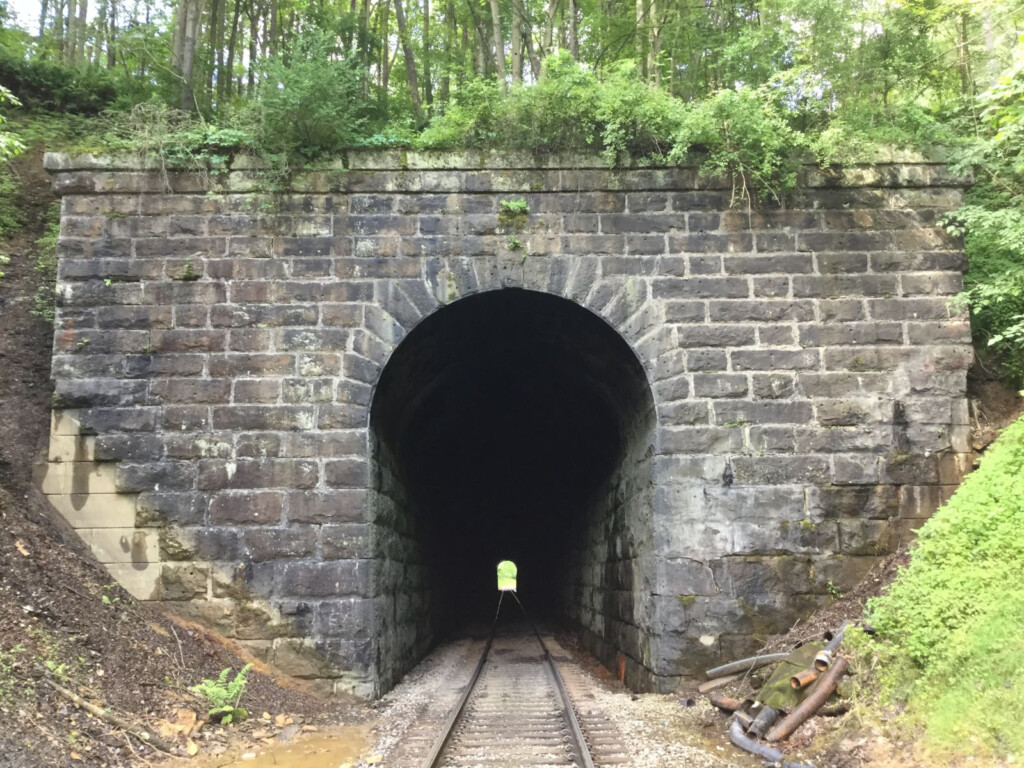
[40,152,974,696]
[369,289,656,691]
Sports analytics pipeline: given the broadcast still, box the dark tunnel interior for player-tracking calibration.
[369,288,656,684]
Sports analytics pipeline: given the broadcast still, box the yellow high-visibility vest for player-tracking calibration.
[497,560,517,591]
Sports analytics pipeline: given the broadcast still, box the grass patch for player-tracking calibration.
[859,414,1024,760]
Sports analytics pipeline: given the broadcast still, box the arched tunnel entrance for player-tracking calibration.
[369,288,657,692]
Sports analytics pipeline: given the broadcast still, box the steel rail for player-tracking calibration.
[419,631,495,768]
[512,592,597,768]
[420,594,596,768]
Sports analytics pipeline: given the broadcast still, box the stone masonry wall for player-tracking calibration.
[38,151,973,695]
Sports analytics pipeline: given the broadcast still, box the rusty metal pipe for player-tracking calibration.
[727,718,813,768]
[766,656,849,743]
[733,710,755,730]
[748,705,781,740]
[708,692,743,712]
[790,669,819,689]
[705,652,788,680]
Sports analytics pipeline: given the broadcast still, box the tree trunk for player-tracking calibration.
[466,0,490,75]
[524,15,540,78]
[63,0,76,63]
[180,0,205,110]
[106,0,117,68]
[541,0,559,56]
[423,0,433,106]
[510,25,521,82]
[38,0,48,39]
[648,0,661,85]
[957,11,973,98]
[75,0,87,63]
[172,0,188,79]
[393,0,424,119]
[247,0,258,95]
[207,0,220,98]
[488,0,505,81]
[224,0,242,100]
[567,0,578,59]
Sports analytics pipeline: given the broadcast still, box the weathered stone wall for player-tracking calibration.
[38,151,973,696]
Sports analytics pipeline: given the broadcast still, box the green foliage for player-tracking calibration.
[669,86,804,205]
[0,54,119,114]
[0,644,25,703]
[32,203,59,323]
[0,163,21,238]
[257,31,374,163]
[101,102,252,170]
[945,52,1024,385]
[864,415,1024,758]
[0,85,23,163]
[190,664,252,725]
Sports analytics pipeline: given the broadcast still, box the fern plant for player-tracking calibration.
[190,663,252,724]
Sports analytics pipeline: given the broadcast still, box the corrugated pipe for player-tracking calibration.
[765,656,850,743]
[705,652,788,680]
[728,718,814,768]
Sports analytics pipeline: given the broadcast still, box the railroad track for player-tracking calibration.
[420,628,598,768]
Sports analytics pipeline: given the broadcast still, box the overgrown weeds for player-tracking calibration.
[857,415,1024,759]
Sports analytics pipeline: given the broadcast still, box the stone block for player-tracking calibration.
[160,563,209,600]
[48,433,95,462]
[197,458,318,490]
[49,492,137,528]
[324,459,370,488]
[751,373,795,400]
[115,461,196,493]
[288,490,368,524]
[730,455,830,484]
[714,400,814,425]
[104,563,161,600]
[136,492,208,526]
[692,374,748,398]
[80,527,160,564]
[731,349,819,371]
[210,491,284,525]
[278,560,371,598]
[244,527,317,561]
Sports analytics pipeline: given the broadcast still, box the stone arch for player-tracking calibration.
[360,270,662,693]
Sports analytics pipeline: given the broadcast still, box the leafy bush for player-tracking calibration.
[32,203,59,322]
[257,31,374,162]
[945,56,1024,385]
[668,86,804,205]
[101,102,252,169]
[864,415,1024,758]
[418,55,816,202]
[190,663,252,725]
[418,53,676,160]
[0,54,119,114]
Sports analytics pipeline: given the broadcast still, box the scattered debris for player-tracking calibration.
[701,623,854,765]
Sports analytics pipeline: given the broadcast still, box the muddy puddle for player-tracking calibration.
[186,724,371,767]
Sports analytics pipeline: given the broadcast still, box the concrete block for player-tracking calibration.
[104,563,161,600]
[79,527,160,564]
[49,492,137,528]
